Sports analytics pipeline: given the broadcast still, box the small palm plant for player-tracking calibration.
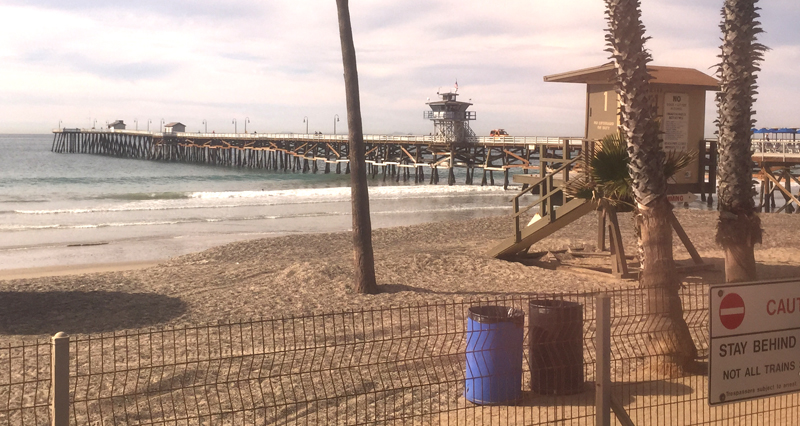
[566,131,695,211]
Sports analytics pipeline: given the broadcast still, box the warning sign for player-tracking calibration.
[709,279,800,405]
[667,193,697,204]
[663,93,689,151]
[719,293,746,330]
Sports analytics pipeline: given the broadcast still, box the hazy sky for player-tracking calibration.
[1,0,797,136]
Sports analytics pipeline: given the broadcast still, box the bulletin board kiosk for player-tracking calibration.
[544,63,719,195]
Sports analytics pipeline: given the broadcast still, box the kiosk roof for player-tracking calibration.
[544,62,719,90]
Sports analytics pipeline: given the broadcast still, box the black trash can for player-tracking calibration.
[528,299,584,395]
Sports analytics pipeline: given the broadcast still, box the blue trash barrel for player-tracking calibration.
[528,299,584,395]
[465,305,525,405]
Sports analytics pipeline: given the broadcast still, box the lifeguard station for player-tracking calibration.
[489,63,720,278]
[424,90,477,143]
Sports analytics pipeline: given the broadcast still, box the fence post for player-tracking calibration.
[595,294,610,426]
[51,332,69,426]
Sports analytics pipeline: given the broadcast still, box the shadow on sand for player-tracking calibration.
[507,379,695,408]
[378,283,546,296]
[683,256,800,284]
[0,291,186,335]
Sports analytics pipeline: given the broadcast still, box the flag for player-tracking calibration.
[454,80,458,91]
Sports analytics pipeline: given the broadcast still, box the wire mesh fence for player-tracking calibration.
[2,283,799,425]
[0,340,50,425]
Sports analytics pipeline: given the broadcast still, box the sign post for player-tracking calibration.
[709,279,800,405]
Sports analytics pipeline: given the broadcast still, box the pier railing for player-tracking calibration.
[752,139,800,161]
[57,128,793,153]
[53,128,585,146]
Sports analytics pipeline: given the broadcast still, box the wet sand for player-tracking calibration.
[0,261,160,281]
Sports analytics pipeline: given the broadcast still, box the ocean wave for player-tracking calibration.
[15,204,246,215]
[0,212,342,231]
[0,204,507,232]
[1,174,278,188]
[0,221,182,231]
[0,198,51,204]
[13,185,509,215]
[189,185,505,200]
[90,192,192,201]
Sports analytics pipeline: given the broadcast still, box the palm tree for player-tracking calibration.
[604,0,697,373]
[716,0,766,282]
[566,131,694,210]
[336,0,378,294]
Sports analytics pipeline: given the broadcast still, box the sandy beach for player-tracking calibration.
[0,261,159,281]
[2,208,799,341]
[3,208,800,426]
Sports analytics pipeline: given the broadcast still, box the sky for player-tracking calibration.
[0,0,797,136]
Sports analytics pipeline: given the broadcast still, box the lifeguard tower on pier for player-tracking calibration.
[424,91,476,143]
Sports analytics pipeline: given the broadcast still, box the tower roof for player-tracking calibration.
[426,91,472,107]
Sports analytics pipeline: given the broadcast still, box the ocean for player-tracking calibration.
[0,134,513,270]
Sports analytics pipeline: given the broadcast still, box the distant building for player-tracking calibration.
[108,120,126,130]
[164,122,186,133]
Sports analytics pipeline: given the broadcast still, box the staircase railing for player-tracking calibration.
[509,139,594,243]
[511,157,582,243]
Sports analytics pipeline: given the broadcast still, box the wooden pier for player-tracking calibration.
[751,139,800,213]
[51,129,587,187]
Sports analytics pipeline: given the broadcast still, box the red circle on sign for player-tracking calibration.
[719,293,745,330]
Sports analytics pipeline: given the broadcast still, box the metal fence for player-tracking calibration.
[2,284,799,425]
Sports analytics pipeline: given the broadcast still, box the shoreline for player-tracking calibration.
[1,209,799,341]
[1,207,797,283]
[0,232,285,273]
[0,260,162,281]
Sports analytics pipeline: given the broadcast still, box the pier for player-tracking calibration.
[50,90,591,188]
[51,129,589,188]
[751,135,800,213]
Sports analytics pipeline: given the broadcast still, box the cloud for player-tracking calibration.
[22,49,175,81]
[3,0,269,20]
[0,0,798,134]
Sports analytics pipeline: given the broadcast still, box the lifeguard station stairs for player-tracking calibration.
[487,155,596,259]
[488,149,706,279]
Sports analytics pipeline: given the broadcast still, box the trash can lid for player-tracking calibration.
[529,299,582,310]
[468,305,525,324]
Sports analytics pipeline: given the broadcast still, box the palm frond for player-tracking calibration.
[664,149,697,182]
[565,130,694,209]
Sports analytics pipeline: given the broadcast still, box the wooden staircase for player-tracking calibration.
[488,197,596,258]
[488,156,596,258]
[488,140,710,281]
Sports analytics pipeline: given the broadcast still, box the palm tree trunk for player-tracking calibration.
[716,0,765,283]
[604,0,697,374]
[336,0,378,294]
[637,198,699,374]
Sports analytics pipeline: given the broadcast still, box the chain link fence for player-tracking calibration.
[2,283,799,425]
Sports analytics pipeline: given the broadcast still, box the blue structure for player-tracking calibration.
[465,306,524,405]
